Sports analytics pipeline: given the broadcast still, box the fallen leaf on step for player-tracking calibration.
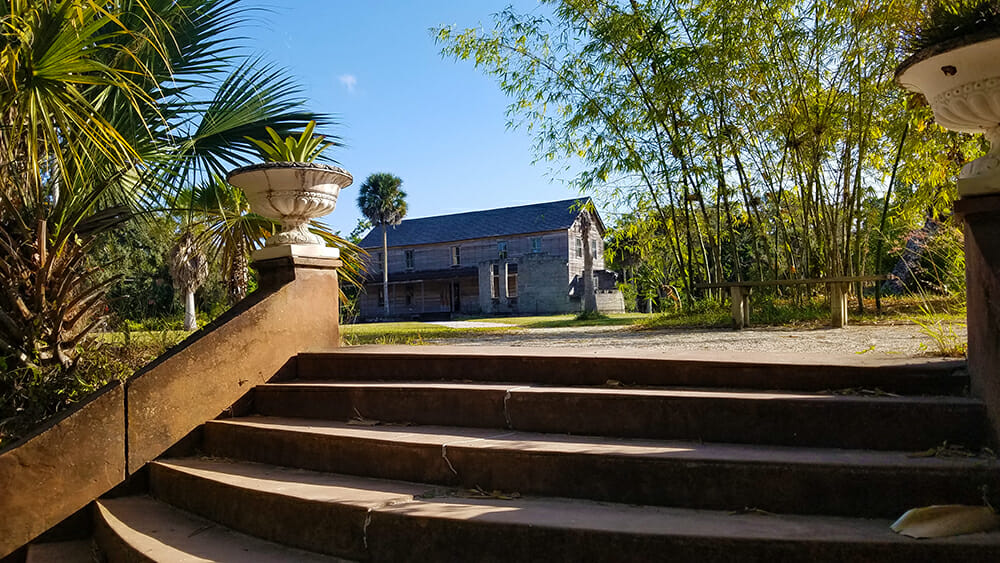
[347,416,380,426]
[728,507,775,516]
[347,408,380,426]
[824,387,900,397]
[458,485,521,500]
[907,441,984,459]
[605,379,622,387]
[891,505,1000,538]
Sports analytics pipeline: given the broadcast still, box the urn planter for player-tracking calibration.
[226,162,353,247]
[897,34,1000,197]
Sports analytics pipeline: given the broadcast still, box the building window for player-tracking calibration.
[490,264,500,299]
[377,290,385,308]
[575,238,583,258]
[404,249,414,270]
[498,241,508,259]
[506,263,518,298]
[451,245,461,266]
[376,252,384,270]
[591,240,599,258]
[405,285,413,306]
[531,237,541,253]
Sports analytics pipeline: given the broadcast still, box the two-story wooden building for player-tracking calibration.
[356,198,624,319]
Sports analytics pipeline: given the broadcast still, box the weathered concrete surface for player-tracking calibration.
[24,540,92,563]
[94,497,340,562]
[958,194,1000,445]
[201,417,1000,519]
[149,459,426,560]
[126,257,341,473]
[299,346,968,394]
[141,457,1000,562]
[0,384,124,558]
[253,381,987,450]
[0,256,343,558]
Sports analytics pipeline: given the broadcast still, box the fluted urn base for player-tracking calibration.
[959,128,1000,197]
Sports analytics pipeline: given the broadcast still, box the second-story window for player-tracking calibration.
[404,249,414,270]
[575,238,583,258]
[451,245,461,266]
[591,240,599,258]
[531,237,541,253]
[498,241,508,259]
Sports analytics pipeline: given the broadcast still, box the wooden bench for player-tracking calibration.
[694,275,891,329]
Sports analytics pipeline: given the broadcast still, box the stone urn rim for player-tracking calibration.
[225,161,352,183]
[895,32,1000,197]
[226,161,353,248]
[896,28,1000,81]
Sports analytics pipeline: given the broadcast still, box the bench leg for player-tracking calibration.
[829,283,848,328]
[743,290,750,327]
[731,286,749,329]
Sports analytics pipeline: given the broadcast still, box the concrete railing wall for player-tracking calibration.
[0,256,341,558]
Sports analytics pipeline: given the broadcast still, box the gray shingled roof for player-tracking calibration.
[358,198,597,249]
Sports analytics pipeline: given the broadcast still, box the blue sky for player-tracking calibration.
[246,1,590,237]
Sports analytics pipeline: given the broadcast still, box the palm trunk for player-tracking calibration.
[184,290,197,331]
[227,237,248,305]
[382,224,390,316]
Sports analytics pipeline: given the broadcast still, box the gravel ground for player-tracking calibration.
[426,323,967,360]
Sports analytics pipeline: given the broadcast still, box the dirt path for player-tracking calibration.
[427,323,966,360]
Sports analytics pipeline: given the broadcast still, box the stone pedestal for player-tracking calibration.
[956,194,1000,444]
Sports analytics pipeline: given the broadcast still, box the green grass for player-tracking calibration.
[94,330,192,346]
[341,295,967,351]
[634,294,966,331]
[341,322,516,345]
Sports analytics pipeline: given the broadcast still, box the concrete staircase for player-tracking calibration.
[74,349,1000,561]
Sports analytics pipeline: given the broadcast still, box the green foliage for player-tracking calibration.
[1,330,187,447]
[91,218,179,324]
[912,299,968,357]
[245,120,337,163]
[575,310,608,321]
[437,0,970,303]
[0,0,336,442]
[907,0,1000,51]
[357,173,408,228]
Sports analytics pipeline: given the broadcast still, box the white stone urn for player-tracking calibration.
[897,35,1000,197]
[226,162,353,253]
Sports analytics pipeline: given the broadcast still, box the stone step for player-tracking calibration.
[296,347,969,394]
[254,381,987,450]
[201,417,1000,518]
[25,540,93,563]
[92,496,349,562]
[148,458,1000,563]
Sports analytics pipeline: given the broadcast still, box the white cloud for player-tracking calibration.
[338,74,357,93]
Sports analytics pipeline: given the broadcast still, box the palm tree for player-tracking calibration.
[169,231,210,330]
[0,0,346,444]
[179,178,272,304]
[0,0,173,370]
[357,173,407,316]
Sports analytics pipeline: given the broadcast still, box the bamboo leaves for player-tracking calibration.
[437,0,969,301]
